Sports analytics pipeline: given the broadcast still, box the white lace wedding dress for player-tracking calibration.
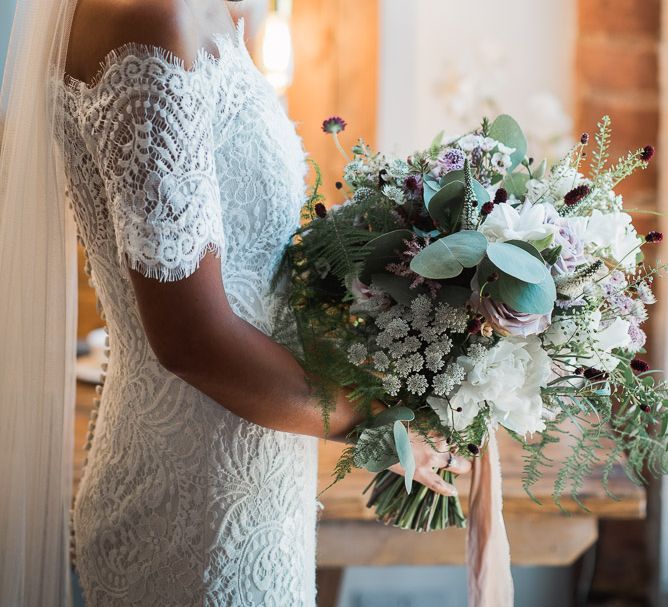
[56,22,318,607]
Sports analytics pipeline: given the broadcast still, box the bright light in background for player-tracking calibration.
[259,0,294,94]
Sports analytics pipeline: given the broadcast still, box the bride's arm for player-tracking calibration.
[130,256,469,492]
[130,254,364,440]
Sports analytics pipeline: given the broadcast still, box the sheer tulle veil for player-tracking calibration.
[0,1,78,605]
[0,2,237,605]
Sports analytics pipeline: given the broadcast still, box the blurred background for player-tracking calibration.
[2,0,668,605]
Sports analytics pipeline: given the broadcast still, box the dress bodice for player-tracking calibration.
[58,22,306,337]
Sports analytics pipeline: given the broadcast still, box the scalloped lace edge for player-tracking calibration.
[123,241,225,283]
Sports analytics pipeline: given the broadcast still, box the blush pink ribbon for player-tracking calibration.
[467,431,514,606]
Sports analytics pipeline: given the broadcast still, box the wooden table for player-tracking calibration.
[317,430,645,569]
[74,382,645,570]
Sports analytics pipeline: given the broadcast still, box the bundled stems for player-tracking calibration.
[364,469,466,532]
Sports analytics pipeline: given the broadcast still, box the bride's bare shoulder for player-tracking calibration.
[66,0,201,83]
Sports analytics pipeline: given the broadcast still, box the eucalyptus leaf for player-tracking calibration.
[488,114,528,171]
[502,172,529,199]
[494,272,557,314]
[533,159,548,180]
[369,406,416,429]
[393,421,415,493]
[360,229,413,283]
[428,172,490,230]
[410,231,488,279]
[423,177,441,207]
[371,273,426,306]
[354,426,399,472]
[505,240,546,262]
[486,242,548,284]
[529,233,554,252]
[438,170,491,202]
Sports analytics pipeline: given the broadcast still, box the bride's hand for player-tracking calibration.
[389,430,471,497]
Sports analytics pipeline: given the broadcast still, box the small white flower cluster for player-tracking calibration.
[346,295,472,398]
[456,134,516,174]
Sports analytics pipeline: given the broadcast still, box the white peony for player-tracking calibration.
[479,201,558,244]
[578,313,631,372]
[545,309,631,372]
[584,210,642,270]
[446,336,551,435]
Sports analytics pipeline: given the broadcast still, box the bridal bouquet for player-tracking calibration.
[279,114,668,531]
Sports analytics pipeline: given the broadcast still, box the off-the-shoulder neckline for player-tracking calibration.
[62,19,246,94]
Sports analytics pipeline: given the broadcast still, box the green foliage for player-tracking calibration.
[394,421,416,492]
[410,231,488,279]
[591,115,612,181]
[488,114,528,171]
[486,242,548,284]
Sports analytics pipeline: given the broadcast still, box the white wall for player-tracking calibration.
[379,0,577,158]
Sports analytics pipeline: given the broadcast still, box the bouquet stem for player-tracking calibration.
[364,469,466,532]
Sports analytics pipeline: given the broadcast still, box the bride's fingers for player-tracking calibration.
[415,469,458,497]
[441,452,472,476]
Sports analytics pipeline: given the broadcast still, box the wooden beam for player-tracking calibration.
[317,515,598,568]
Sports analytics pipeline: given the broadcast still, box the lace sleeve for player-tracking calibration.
[87,55,226,282]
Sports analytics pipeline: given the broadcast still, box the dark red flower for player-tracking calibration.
[322,116,347,134]
[639,403,651,413]
[494,188,508,204]
[646,231,663,243]
[335,181,343,190]
[481,201,495,216]
[564,184,590,207]
[467,318,482,335]
[314,203,328,218]
[631,358,649,373]
[487,272,499,283]
[640,145,655,162]
[580,133,590,145]
[467,443,480,455]
[584,367,608,381]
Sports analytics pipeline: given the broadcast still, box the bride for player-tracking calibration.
[0,1,469,605]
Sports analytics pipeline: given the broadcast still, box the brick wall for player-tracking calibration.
[575,2,663,604]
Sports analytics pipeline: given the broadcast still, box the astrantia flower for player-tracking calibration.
[646,231,663,243]
[448,336,551,435]
[382,185,406,205]
[479,201,558,244]
[403,174,423,199]
[322,116,347,134]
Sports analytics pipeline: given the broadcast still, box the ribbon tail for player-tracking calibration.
[467,431,514,607]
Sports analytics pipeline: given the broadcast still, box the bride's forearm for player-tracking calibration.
[166,314,370,440]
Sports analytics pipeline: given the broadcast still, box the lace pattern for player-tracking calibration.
[56,22,317,607]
